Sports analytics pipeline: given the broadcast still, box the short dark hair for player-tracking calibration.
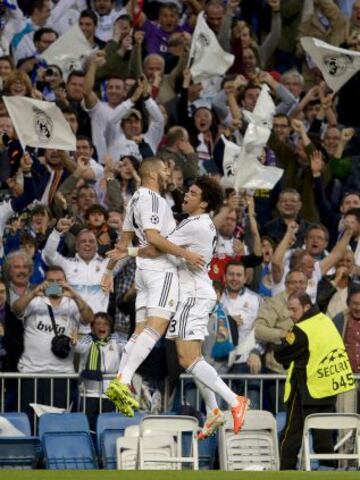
[0,55,15,69]
[67,70,85,83]
[80,9,98,26]
[344,208,360,223]
[224,260,245,274]
[93,312,114,332]
[273,113,290,126]
[240,83,261,102]
[76,135,93,149]
[115,14,131,23]
[288,292,312,308]
[304,223,329,243]
[33,27,58,43]
[85,204,109,220]
[347,287,360,306]
[340,191,360,206]
[60,104,78,117]
[30,0,48,14]
[193,176,224,213]
[46,265,66,277]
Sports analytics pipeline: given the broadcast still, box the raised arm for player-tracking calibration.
[271,222,298,283]
[319,224,353,276]
[42,219,74,269]
[84,52,106,110]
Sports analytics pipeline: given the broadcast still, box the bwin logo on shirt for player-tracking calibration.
[36,320,65,335]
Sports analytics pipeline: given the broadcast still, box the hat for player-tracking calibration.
[122,108,142,122]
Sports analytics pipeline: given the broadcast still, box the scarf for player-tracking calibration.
[81,335,109,381]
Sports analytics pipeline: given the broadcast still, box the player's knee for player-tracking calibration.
[177,351,190,369]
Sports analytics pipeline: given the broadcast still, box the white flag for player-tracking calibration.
[4,96,76,151]
[42,24,92,80]
[242,84,275,157]
[222,136,284,190]
[189,12,234,83]
[301,37,360,92]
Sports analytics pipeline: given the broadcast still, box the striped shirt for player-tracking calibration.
[123,187,177,272]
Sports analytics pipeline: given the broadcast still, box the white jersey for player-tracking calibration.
[221,287,263,363]
[167,214,217,300]
[123,187,176,272]
[18,296,81,373]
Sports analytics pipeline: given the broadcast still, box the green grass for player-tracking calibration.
[0,471,359,480]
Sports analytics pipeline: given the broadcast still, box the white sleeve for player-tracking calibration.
[143,98,164,153]
[42,229,69,269]
[122,207,135,232]
[139,194,165,232]
[89,160,104,182]
[48,0,78,26]
[0,201,14,238]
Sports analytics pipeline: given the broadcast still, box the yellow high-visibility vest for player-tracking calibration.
[284,312,355,402]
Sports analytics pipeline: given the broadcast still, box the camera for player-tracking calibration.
[45,283,63,297]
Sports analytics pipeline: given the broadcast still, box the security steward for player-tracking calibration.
[275,292,355,470]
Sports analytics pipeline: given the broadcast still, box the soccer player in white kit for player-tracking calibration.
[105,157,203,414]
[164,176,250,437]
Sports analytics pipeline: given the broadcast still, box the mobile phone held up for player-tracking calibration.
[45,283,63,297]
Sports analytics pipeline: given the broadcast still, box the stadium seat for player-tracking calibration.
[219,410,279,471]
[39,413,98,469]
[300,413,360,471]
[0,413,42,469]
[136,415,199,470]
[96,412,144,469]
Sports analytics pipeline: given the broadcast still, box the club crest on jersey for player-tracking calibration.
[150,214,159,224]
[168,299,175,307]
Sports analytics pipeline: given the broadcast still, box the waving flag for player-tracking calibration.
[189,12,234,83]
[221,84,282,190]
[4,96,76,151]
[42,24,92,80]
[301,37,360,92]
[222,136,283,190]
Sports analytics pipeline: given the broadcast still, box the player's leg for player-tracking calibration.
[176,338,226,439]
[108,269,177,415]
[119,270,177,384]
[173,298,249,434]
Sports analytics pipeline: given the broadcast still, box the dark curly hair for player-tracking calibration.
[193,176,224,213]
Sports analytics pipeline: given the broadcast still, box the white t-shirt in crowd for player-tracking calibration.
[18,296,81,373]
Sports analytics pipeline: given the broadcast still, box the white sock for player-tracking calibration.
[117,334,138,376]
[194,378,218,415]
[120,327,161,384]
[188,358,238,408]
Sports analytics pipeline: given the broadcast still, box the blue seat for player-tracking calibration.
[96,412,143,469]
[0,413,42,469]
[0,413,31,435]
[39,413,90,436]
[39,413,97,470]
[182,431,217,470]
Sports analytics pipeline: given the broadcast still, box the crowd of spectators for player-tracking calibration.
[0,0,359,426]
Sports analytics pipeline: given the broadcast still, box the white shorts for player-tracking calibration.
[166,297,216,341]
[135,269,178,323]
